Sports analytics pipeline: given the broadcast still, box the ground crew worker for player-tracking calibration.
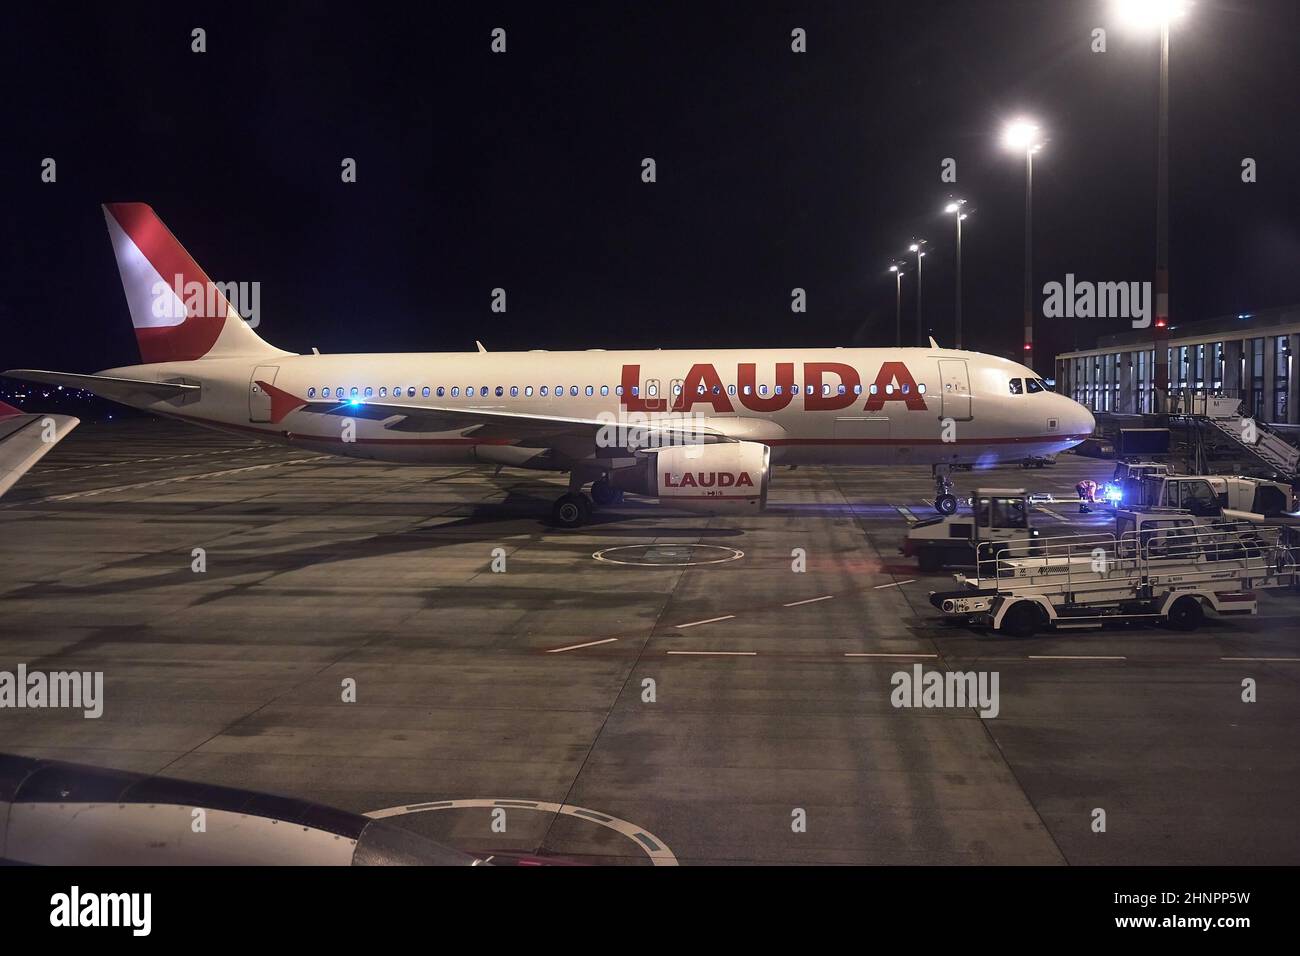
[1076,479,1096,514]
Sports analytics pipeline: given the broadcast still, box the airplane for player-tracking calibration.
[4,203,1095,525]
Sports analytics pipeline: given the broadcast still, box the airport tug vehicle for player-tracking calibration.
[928,507,1295,637]
[902,488,1041,572]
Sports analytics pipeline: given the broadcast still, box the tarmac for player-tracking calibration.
[1,418,1297,864]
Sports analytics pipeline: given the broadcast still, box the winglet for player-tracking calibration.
[475,340,487,353]
[928,336,941,349]
[0,412,80,498]
[255,380,308,424]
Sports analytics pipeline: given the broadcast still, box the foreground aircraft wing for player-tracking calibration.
[254,380,738,445]
[3,369,199,405]
[0,401,79,497]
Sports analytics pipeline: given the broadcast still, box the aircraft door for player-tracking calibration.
[643,377,666,411]
[249,365,280,422]
[938,359,972,420]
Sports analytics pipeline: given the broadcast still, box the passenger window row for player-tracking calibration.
[303,382,929,401]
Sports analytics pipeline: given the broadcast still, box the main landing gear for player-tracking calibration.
[552,492,591,529]
[932,465,958,515]
[590,478,624,508]
[552,474,624,528]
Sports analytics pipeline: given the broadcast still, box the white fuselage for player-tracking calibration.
[102,346,1095,468]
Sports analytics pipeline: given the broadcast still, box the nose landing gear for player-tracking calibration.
[933,465,958,515]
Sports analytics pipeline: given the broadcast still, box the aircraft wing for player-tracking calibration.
[254,380,739,446]
[0,402,79,497]
[3,369,199,405]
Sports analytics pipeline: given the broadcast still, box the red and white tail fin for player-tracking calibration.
[102,203,287,364]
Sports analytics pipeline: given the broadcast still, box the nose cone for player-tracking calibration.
[1061,395,1095,439]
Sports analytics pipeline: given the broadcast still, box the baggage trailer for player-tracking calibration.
[929,510,1295,636]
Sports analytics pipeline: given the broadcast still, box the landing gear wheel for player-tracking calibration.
[931,465,957,514]
[590,480,623,507]
[1166,596,1204,632]
[1001,601,1041,638]
[552,492,592,528]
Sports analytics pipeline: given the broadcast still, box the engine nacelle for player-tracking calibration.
[610,441,771,514]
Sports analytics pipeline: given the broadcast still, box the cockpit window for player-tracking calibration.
[1026,377,1045,394]
[1009,378,1024,395]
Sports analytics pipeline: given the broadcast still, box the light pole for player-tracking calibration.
[908,239,927,346]
[944,200,969,350]
[1114,0,1189,413]
[889,262,906,348]
[1001,119,1045,369]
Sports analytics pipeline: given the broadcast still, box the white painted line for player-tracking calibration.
[365,798,677,866]
[546,638,619,654]
[1220,656,1300,662]
[844,652,939,658]
[783,595,834,607]
[873,580,915,589]
[1036,507,1068,522]
[673,615,735,629]
[4,456,332,507]
[1028,655,1126,661]
[593,544,744,567]
[667,650,757,656]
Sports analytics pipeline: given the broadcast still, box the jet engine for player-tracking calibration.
[609,440,770,514]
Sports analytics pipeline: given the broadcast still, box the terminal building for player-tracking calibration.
[1054,305,1300,425]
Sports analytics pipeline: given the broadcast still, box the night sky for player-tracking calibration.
[4,1,1298,376]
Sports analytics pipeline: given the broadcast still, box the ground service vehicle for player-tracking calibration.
[1133,473,1294,521]
[1205,475,1294,519]
[1100,461,1170,506]
[930,510,1293,636]
[903,488,1041,572]
[1020,454,1056,469]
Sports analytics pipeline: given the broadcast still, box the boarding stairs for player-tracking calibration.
[1168,392,1300,479]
